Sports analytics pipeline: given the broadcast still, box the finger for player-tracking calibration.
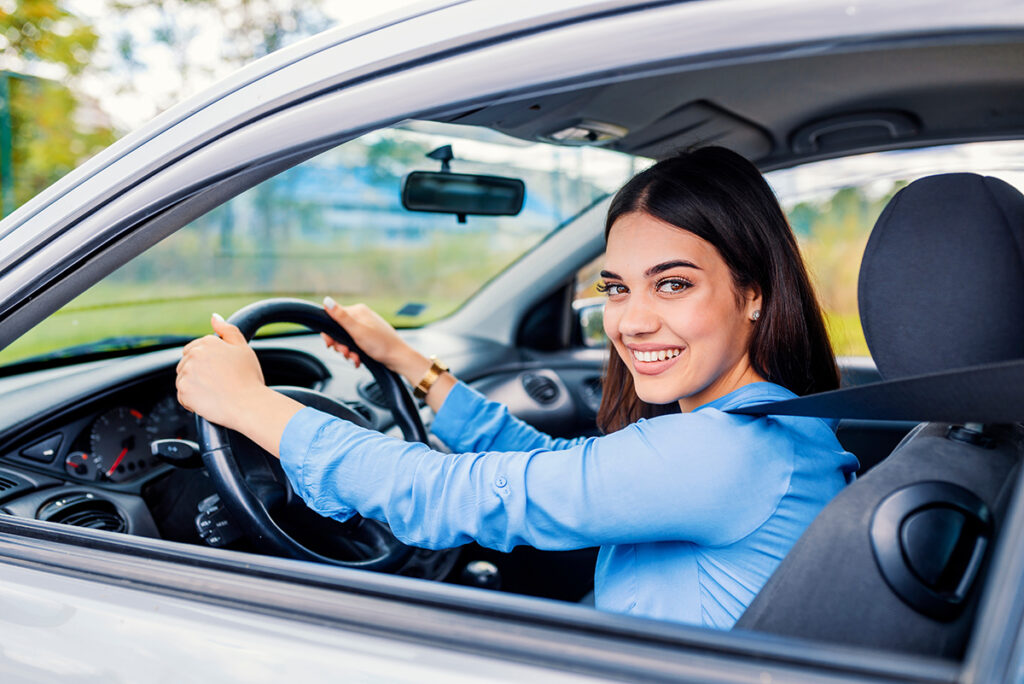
[176,388,193,414]
[211,313,247,345]
[323,296,354,326]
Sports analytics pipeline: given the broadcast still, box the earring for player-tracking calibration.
[751,310,761,321]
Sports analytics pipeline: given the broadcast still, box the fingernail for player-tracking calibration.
[323,296,337,310]
[212,313,224,323]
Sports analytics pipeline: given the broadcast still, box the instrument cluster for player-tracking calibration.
[64,395,197,483]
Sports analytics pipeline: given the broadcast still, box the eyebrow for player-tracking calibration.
[599,260,700,281]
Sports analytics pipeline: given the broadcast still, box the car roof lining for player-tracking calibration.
[444,37,1024,168]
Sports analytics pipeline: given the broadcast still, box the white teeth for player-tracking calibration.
[631,348,681,362]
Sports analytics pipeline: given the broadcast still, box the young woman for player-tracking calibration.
[176,146,858,629]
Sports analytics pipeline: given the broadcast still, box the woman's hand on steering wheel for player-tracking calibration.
[321,297,430,383]
[176,313,304,456]
[178,298,435,571]
[320,297,456,413]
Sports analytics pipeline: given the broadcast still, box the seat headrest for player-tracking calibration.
[858,173,1024,380]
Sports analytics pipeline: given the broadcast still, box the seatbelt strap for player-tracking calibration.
[728,358,1024,423]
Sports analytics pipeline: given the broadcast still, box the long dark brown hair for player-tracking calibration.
[596,146,839,433]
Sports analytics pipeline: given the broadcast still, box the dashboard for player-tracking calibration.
[0,345,335,539]
[0,334,607,568]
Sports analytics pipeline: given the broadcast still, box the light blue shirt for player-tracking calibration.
[279,381,858,629]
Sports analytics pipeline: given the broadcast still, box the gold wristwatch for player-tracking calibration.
[413,356,448,399]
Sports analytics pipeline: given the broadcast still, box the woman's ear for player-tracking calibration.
[745,285,763,322]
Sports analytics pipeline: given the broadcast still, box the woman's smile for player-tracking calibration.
[628,345,685,374]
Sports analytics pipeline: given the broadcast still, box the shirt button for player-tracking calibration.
[494,476,507,488]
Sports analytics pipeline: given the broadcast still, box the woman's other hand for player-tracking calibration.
[321,297,424,379]
[321,297,455,410]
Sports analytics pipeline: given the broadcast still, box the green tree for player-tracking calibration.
[0,0,116,213]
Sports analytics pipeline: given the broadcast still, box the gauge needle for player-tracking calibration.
[107,447,128,476]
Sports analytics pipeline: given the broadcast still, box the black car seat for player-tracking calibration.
[733,173,1024,658]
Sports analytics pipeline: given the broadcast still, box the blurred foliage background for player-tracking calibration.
[0,0,330,215]
[0,0,115,211]
[788,184,904,357]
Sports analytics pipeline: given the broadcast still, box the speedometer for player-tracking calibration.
[89,406,160,482]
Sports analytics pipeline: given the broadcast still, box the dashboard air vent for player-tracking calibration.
[38,493,127,534]
[0,470,31,502]
[522,373,559,405]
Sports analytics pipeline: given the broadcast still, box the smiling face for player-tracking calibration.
[601,212,764,412]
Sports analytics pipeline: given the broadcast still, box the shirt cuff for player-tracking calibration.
[279,406,357,522]
[430,381,488,450]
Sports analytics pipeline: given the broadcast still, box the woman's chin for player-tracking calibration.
[632,382,686,407]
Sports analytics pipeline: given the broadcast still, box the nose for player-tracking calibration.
[615,294,660,338]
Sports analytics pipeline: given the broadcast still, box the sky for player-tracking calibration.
[67,0,423,132]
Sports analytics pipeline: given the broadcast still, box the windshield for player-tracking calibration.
[1,122,638,367]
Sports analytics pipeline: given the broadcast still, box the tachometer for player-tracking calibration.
[145,396,196,443]
[89,406,159,482]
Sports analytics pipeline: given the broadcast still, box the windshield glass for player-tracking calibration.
[1,122,638,366]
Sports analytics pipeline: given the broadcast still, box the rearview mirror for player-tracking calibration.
[401,171,525,219]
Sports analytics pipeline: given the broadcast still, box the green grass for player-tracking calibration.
[0,292,463,366]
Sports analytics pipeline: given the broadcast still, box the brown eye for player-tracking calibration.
[596,280,627,297]
[606,284,628,296]
[656,278,692,293]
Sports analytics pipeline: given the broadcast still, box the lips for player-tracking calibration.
[627,346,684,375]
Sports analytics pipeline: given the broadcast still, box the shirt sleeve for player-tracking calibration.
[278,403,795,553]
[430,381,586,452]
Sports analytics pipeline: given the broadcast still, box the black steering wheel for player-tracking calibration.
[196,298,430,571]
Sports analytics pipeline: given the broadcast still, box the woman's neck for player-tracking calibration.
[677,360,765,413]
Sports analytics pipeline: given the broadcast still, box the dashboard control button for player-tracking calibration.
[20,434,63,463]
[195,494,241,547]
